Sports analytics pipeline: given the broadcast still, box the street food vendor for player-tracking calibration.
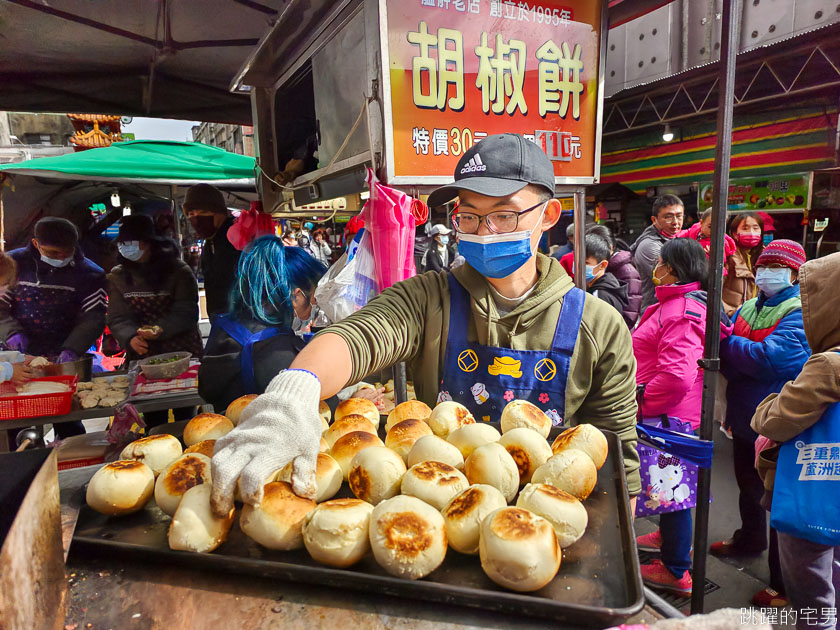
[211,133,639,514]
[0,217,107,437]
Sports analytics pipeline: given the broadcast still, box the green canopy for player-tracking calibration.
[0,140,256,186]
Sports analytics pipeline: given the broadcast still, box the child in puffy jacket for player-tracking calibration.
[676,209,737,269]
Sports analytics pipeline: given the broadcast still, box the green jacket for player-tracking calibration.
[326,254,640,494]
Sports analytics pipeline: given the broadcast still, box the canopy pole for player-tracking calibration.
[573,189,586,290]
[0,175,5,252]
[692,0,741,614]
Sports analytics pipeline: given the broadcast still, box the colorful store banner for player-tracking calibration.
[698,174,809,213]
[382,0,604,184]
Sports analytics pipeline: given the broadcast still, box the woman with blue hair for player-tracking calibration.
[198,236,326,411]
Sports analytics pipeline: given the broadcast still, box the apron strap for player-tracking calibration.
[446,273,470,344]
[550,287,585,354]
[213,316,284,393]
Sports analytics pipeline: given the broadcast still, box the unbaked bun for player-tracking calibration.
[302,498,374,568]
[324,414,377,449]
[330,431,384,479]
[168,484,234,553]
[550,424,609,469]
[224,394,258,426]
[184,439,215,459]
[86,460,155,515]
[498,427,553,484]
[119,434,183,476]
[154,453,212,516]
[385,400,432,432]
[464,442,520,502]
[500,400,552,438]
[446,423,501,459]
[239,481,316,550]
[427,401,475,438]
[348,446,406,505]
[531,449,597,500]
[334,397,380,429]
[515,483,588,548]
[385,419,433,462]
[401,461,469,510]
[441,484,507,554]
[479,507,561,591]
[407,435,465,471]
[183,413,234,446]
[277,452,343,503]
[369,495,448,579]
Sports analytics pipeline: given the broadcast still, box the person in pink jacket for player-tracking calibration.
[633,238,733,596]
[676,208,737,269]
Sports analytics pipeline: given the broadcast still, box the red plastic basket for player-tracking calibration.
[0,375,78,421]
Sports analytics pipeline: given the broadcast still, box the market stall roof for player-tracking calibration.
[0,141,256,187]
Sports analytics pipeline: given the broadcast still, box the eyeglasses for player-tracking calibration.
[449,200,546,235]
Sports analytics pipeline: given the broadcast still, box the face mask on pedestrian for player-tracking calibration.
[189,215,217,239]
[118,241,144,262]
[755,267,793,297]
[457,203,547,279]
[438,235,449,245]
[40,253,73,268]
[738,233,762,248]
[652,263,671,286]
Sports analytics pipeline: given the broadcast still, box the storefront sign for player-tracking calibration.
[381,0,604,185]
[698,174,809,213]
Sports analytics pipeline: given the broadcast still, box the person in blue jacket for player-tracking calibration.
[714,240,810,608]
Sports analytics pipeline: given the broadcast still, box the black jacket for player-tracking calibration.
[587,272,630,318]
[198,318,305,412]
[201,218,241,316]
[422,242,450,273]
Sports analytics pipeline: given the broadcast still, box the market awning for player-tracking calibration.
[0,141,256,187]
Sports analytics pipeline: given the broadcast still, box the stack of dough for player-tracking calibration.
[86,460,155,515]
[302,499,374,567]
[154,453,212,516]
[550,424,609,469]
[401,461,468,510]
[334,398,380,430]
[239,481,316,550]
[169,484,234,553]
[224,394,258,426]
[427,401,475,438]
[183,413,234,446]
[120,434,183,476]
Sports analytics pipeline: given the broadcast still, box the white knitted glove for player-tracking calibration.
[211,369,322,516]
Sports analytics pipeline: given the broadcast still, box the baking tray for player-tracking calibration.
[72,430,643,627]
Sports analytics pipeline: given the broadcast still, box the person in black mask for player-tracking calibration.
[183,184,241,317]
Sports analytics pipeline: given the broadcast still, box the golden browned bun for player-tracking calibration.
[479,507,561,592]
[183,413,234,447]
[334,397,380,429]
[385,400,432,432]
[500,400,552,438]
[407,435,465,470]
[319,437,329,453]
[119,434,183,476]
[427,401,475,438]
[330,431,385,479]
[498,427,553,484]
[168,484,234,553]
[277,453,343,503]
[184,439,215,459]
[319,400,331,424]
[239,481,317,550]
[154,453,212,516]
[515,483,588,548]
[464,442,520,502]
[324,414,377,449]
[531,449,597,500]
[86,460,155,515]
[348,446,406,505]
[302,498,374,567]
[446,423,501,459]
[385,419,433,462]
[369,495,447,579]
[224,394,258,426]
[441,484,507,554]
[550,424,609,470]
[401,461,469,510]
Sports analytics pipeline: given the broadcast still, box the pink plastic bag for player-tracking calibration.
[227,201,275,250]
[364,169,416,291]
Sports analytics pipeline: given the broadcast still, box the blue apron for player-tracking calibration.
[212,316,294,394]
[438,274,585,425]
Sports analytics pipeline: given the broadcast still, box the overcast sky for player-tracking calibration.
[122,117,199,141]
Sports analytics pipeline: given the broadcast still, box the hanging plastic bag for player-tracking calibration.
[364,169,416,291]
[313,228,377,323]
[227,201,275,250]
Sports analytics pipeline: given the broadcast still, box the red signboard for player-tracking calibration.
[381,0,605,185]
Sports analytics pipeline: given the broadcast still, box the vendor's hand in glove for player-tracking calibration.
[211,369,322,517]
[57,349,78,364]
[6,333,28,353]
[129,336,149,355]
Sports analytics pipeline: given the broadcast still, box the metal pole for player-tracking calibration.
[692,0,740,614]
[573,189,587,290]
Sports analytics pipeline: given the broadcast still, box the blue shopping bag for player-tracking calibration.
[770,401,840,546]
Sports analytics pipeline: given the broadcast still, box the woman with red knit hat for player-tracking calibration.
[714,239,811,608]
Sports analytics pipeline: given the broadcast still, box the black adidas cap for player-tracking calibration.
[427,133,556,208]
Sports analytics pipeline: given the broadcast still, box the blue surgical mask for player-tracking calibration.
[438,235,450,245]
[585,265,596,284]
[118,241,144,262]
[457,204,546,279]
[40,254,73,268]
[755,267,793,297]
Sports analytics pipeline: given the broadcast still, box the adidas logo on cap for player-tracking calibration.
[460,154,487,174]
